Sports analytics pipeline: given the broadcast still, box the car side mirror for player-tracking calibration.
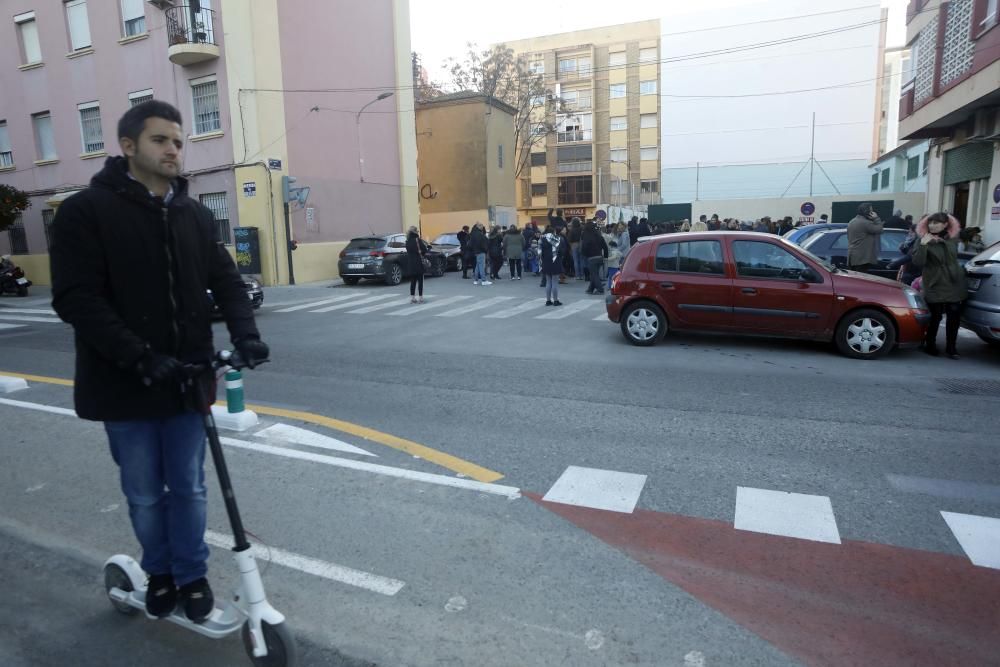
[799,268,819,283]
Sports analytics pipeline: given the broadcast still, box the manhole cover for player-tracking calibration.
[936,379,1000,396]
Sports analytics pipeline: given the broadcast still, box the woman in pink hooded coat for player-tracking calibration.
[911,212,965,359]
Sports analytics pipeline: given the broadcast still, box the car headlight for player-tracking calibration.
[245,278,261,289]
[903,287,926,309]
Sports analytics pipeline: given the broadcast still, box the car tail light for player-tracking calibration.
[611,271,622,291]
[338,249,347,259]
[369,251,385,257]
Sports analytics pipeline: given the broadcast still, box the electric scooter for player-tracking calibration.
[103,349,297,666]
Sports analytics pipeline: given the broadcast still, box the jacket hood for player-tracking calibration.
[915,215,960,239]
[91,156,189,202]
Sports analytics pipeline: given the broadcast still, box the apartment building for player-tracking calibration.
[898,0,1000,245]
[0,0,417,286]
[504,20,661,225]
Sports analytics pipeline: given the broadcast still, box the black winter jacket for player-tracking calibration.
[50,157,258,421]
[405,232,425,274]
[581,228,608,258]
[469,227,488,253]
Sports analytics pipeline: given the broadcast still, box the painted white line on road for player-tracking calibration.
[435,296,515,318]
[734,487,841,544]
[534,300,598,320]
[0,397,77,417]
[941,511,1000,569]
[254,423,376,457]
[483,299,547,319]
[310,294,397,313]
[220,437,522,499]
[204,529,405,596]
[0,314,62,324]
[274,294,370,312]
[0,376,29,393]
[542,466,647,514]
[592,312,610,321]
[0,308,57,315]
[347,296,430,314]
[2,297,51,308]
[0,323,26,331]
[386,294,472,316]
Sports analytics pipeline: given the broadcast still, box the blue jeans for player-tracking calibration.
[475,253,487,281]
[572,244,584,278]
[105,413,209,586]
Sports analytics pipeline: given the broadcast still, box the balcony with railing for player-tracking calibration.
[556,160,593,173]
[556,130,593,143]
[166,4,219,66]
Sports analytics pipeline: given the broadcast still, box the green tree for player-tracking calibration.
[445,43,563,180]
[0,184,31,233]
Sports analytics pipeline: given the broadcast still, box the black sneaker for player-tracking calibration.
[145,573,177,618]
[545,300,553,306]
[178,577,214,624]
[553,300,563,306]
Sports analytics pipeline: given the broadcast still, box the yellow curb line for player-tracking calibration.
[0,370,504,483]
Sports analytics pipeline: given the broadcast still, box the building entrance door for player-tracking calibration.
[953,182,970,225]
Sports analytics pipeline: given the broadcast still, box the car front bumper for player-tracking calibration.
[961,300,1000,341]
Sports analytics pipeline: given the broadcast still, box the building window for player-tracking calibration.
[556,144,592,173]
[561,90,592,111]
[640,146,658,161]
[557,175,592,205]
[610,180,628,196]
[609,51,626,67]
[881,168,890,188]
[610,84,626,99]
[923,150,929,174]
[121,0,145,36]
[65,0,92,52]
[531,183,547,197]
[498,143,504,169]
[530,95,544,108]
[610,148,628,163]
[556,113,592,142]
[529,60,544,75]
[609,116,627,131]
[0,122,13,168]
[639,48,658,64]
[8,215,29,255]
[979,0,999,30]
[200,192,231,244]
[640,114,657,129]
[191,78,221,135]
[558,58,577,75]
[15,12,42,65]
[640,80,657,96]
[129,89,154,107]
[530,152,546,167]
[78,102,104,153]
[641,180,658,193]
[906,156,920,180]
[871,173,878,191]
[32,112,57,161]
[42,209,55,250]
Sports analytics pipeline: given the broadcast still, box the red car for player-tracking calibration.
[606,232,929,359]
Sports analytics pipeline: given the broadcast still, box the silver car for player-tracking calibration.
[962,241,1000,348]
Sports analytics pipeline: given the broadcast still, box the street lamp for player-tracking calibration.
[356,92,394,183]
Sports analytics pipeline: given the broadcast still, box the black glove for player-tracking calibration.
[136,352,184,387]
[235,336,269,369]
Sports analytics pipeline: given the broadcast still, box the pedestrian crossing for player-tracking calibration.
[0,303,62,331]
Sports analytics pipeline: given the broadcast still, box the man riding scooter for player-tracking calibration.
[49,100,269,622]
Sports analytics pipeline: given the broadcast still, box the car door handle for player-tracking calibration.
[659,282,674,289]
[741,288,757,295]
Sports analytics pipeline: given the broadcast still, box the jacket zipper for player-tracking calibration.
[162,206,181,355]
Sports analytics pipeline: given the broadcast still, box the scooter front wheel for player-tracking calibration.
[241,620,297,667]
[103,563,138,616]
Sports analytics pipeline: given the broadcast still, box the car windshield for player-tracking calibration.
[345,238,385,251]
[780,237,837,272]
[432,234,460,245]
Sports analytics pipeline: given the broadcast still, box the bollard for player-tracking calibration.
[225,368,245,414]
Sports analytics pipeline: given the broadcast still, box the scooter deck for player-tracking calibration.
[109,587,246,639]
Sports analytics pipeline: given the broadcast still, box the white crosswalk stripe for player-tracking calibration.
[310,294,397,313]
[347,296,428,314]
[534,300,598,320]
[0,314,63,324]
[435,296,516,318]
[0,307,57,315]
[593,312,610,321]
[385,295,472,316]
[0,323,26,331]
[275,294,371,312]
[483,298,548,319]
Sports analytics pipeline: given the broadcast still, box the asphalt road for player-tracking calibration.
[1,271,998,667]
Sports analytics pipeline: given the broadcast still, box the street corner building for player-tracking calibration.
[0,0,419,286]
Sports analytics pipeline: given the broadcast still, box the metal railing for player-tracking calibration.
[165,5,217,46]
[557,130,592,143]
[556,161,592,173]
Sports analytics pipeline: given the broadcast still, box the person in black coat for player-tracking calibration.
[49,100,269,622]
[488,226,504,280]
[405,226,426,302]
[457,225,471,278]
[540,229,567,306]
[548,208,567,233]
[635,217,652,238]
[581,222,609,295]
[468,222,489,284]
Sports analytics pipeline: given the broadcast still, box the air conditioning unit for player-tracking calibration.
[147,0,175,10]
[966,108,998,142]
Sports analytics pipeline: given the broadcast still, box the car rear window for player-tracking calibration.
[655,240,724,274]
[346,238,384,251]
[433,234,460,245]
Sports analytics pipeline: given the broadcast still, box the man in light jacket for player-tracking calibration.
[847,203,884,273]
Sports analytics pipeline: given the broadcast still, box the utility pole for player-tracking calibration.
[809,112,816,197]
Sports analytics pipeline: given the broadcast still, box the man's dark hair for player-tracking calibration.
[117,100,183,143]
[857,202,874,216]
[462,225,469,231]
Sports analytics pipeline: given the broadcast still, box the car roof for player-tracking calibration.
[636,231,791,242]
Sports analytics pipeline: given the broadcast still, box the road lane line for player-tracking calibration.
[220,437,520,498]
[483,299,547,319]
[435,296,515,318]
[534,300,598,320]
[0,397,77,416]
[255,423,376,457]
[0,314,63,324]
[734,486,841,544]
[347,296,427,314]
[204,529,405,595]
[593,312,610,321]
[0,372,505,482]
[274,294,370,312]
[386,295,471,316]
[0,308,57,315]
[941,511,1000,569]
[310,294,397,312]
[0,323,26,331]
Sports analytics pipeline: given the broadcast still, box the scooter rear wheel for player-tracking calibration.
[103,563,138,616]
[241,620,297,667]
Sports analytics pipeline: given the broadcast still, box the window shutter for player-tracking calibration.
[66,0,92,50]
[21,20,42,63]
[943,142,994,185]
[121,0,144,20]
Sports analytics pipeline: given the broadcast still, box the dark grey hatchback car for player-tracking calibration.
[337,234,446,286]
